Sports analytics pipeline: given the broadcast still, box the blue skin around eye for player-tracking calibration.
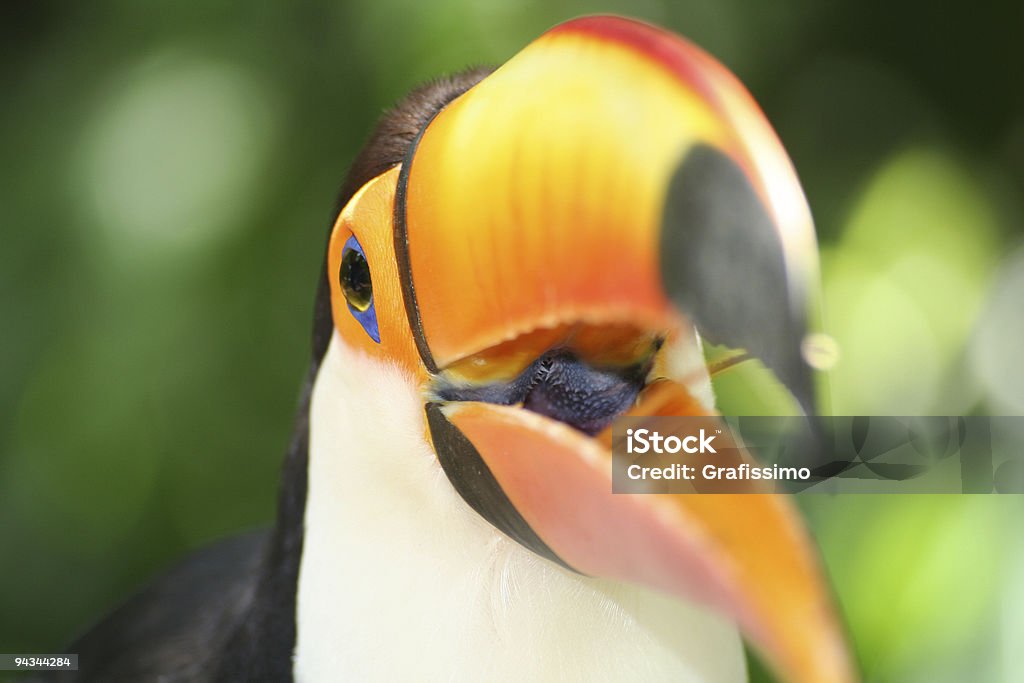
[343,235,381,343]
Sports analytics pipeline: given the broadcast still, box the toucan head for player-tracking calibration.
[321,15,853,683]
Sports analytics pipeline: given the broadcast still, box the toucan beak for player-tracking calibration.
[397,15,854,683]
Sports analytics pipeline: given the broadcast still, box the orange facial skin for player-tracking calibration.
[326,167,424,381]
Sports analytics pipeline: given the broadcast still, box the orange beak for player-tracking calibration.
[393,16,854,683]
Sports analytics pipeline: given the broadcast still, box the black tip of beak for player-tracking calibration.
[660,144,817,415]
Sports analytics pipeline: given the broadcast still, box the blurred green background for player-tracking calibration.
[1,1,1022,681]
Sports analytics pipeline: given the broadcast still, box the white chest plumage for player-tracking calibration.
[293,335,744,682]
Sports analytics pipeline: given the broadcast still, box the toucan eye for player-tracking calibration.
[339,235,380,342]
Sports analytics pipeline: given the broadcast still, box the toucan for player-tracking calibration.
[50,15,855,683]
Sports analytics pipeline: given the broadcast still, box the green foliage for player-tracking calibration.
[2,2,1021,680]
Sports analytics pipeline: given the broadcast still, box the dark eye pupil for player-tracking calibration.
[340,247,373,312]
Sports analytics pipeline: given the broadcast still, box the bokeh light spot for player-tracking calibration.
[801,331,840,370]
[823,146,1000,415]
[77,52,278,265]
[969,247,1024,414]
